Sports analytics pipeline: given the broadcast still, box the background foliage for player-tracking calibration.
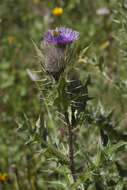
[1,0,127,189]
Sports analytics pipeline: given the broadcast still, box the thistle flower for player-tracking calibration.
[44,27,79,44]
[42,27,79,81]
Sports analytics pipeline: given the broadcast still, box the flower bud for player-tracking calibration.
[42,27,79,81]
[42,42,66,80]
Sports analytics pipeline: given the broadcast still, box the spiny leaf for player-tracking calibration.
[68,172,90,190]
[79,45,90,58]
[43,143,69,165]
[98,56,104,72]
[105,141,127,155]
[54,76,69,111]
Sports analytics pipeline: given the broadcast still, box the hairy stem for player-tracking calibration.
[65,111,77,182]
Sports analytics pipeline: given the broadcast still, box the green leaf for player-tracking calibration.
[79,45,91,58]
[54,76,69,111]
[98,56,104,72]
[69,180,82,190]
[115,181,124,190]
[105,141,127,155]
[35,116,41,134]
[43,143,69,165]
[68,173,90,190]
[95,148,105,166]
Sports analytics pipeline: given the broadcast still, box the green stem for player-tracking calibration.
[65,111,77,182]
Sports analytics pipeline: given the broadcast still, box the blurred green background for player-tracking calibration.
[1,0,127,189]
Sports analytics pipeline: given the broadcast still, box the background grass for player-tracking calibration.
[1,0,127,189]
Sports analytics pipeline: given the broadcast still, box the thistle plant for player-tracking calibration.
[23,25,127,190]
[41,27,80,182]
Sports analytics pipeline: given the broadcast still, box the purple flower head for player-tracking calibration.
[43,27,79,44]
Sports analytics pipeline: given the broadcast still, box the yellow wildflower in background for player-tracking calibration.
[33,0,39,4]
[0,173,7,181]
[100,41,109,50]
[52,7,63,16]
[8,36,14,44]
